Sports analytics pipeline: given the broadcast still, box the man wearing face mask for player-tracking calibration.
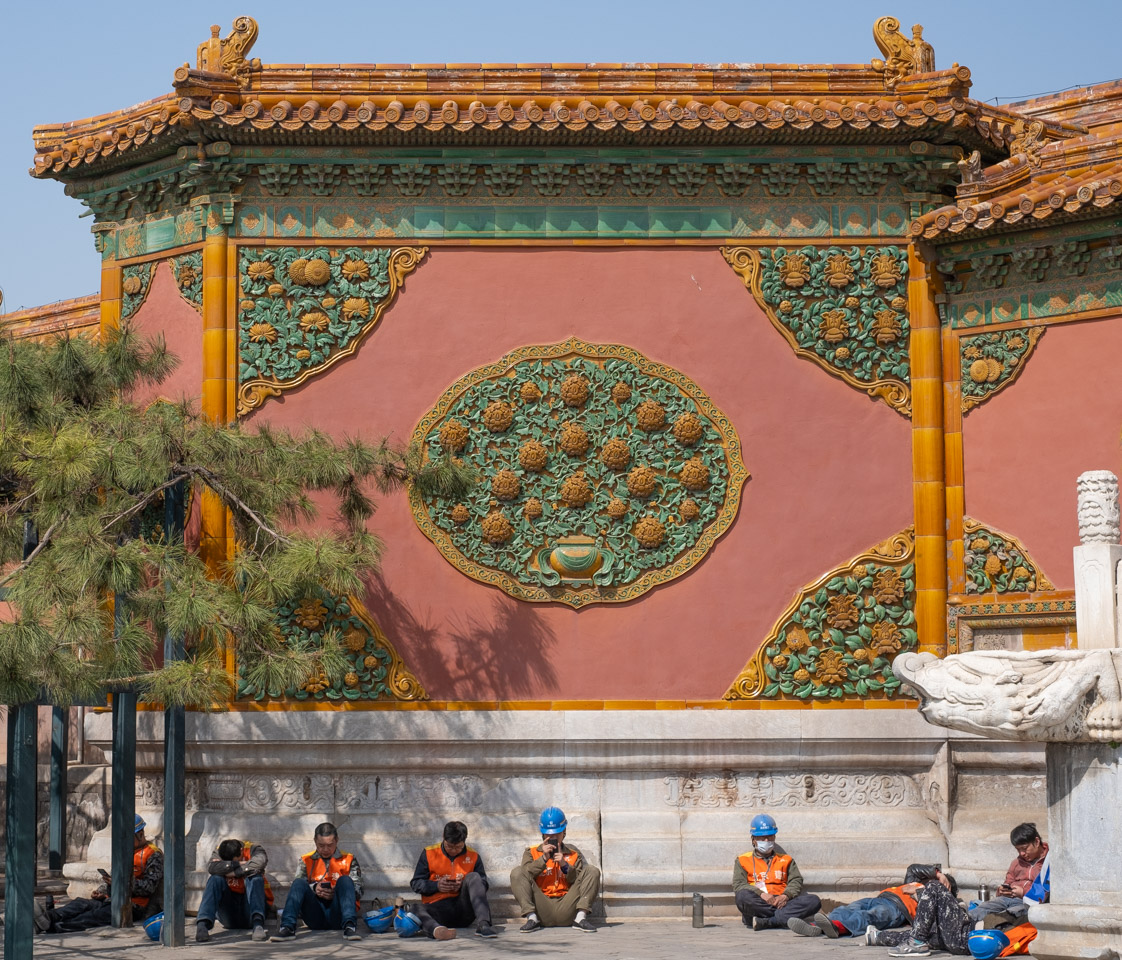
[732,814,821,931]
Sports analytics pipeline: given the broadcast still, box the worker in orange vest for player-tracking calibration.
[35,814,163,933]
[872,870,973,956]
[787,863,942,938]
[509,806,601,933]
[733,814,821,931]
[271,822,363,942]
[195,838,274,942]
[410,820,497,940]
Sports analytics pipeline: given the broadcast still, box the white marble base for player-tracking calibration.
[66,709,1047,917]
[1073,542,1122,649]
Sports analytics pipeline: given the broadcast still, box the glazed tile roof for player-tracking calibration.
[31,59,1083,181]
[910,129,1122,241]
[0,294,100,340]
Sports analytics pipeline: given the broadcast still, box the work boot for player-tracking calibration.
[813,912,840,938]
[752,915,783,931]
[251,922,268,941]
[195,921,210,943]
[787,917,823,937]
[433,925,456,940]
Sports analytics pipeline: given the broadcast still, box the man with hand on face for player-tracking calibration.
[509,806,601,933]
[271,822,363,942]
[732,814,821,931]
[411,820,497,940]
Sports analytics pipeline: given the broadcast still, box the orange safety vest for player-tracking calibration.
[531,844,580,899]
[879,884,919,919]
[422,843,480,904]
[738,851,792,896]
[226,842,275,908]
[999,922,1038,957]
[301,850,360,911]
[132,843,160,909]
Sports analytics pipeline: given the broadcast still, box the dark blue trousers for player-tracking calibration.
[197,873,268,928]
[279,875,358,931]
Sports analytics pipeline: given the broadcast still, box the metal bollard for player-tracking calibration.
[692,892,704,928]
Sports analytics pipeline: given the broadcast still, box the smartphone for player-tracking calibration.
[97,868,111,881]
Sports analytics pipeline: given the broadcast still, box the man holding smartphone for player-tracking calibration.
[510,806,600,933]
[271,822,363,942]
[967,822,1049,923]
[410,820,497,939]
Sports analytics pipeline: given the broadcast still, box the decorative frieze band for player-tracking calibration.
[664,773,925,808]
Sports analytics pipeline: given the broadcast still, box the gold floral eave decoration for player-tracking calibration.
[724,526,916,701]
[236,246,427,416]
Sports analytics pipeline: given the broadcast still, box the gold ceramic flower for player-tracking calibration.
[518,440,548,472]
[679,457,710,491]
[560,374,591,407]
[344,672,360,688]
[607,497,628,519]
[342,297,370,320]
[524,498,543,520]
[633,516,666,548]
[363,655,379,669]
[853,564,868,578]
[267,283,286,297]
[785,626,810,652]
[626,465,657,498]
[295,349,311,360]
[299,311,331,332]
[1013,565,1030,580]
[611,382,632,403]
[122,275,142,295]
[248,322,278,344]
[869,621,902,657]
[439,419,470,452]
[481,510,514,544]
[672,413,704,446]
[779,300,793,314]
[288,259,308,284]
[825,594,860,630]
[635,400,666,432]
[816,649,848,684]
[872,569,906,604]
[559,422,590,456]
[779,252,810,288]
[853,647,870,662]
[559,473,593,508]
[773,654,789,669]
[969,537,989,551]
[845,296,861,308]
[891,296,907,311]
[451,504,471,525]
[599,438,632,471]
[303,667,329,694]
[344,628,367,652]
[303,258,331,286]
[870,253,903,288]
[293,598,328,631]
[794,668,811,683]
[1008,335,1025,350]
[520,381,543,403]
[835,346,851,360]
[968,359,989,382]
[248,260,275,281]
[482,401,514,433]
[177,266,197,288]
[871,309,902,345]
[984,554,1003,577]
[341,258,370,281]
[240,299,256,312]
[824,253,855,288]
[818,309,849,344]
[490,469,521,501]
[680,498,700,521]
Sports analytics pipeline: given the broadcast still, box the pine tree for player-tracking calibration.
[0,325,472,707]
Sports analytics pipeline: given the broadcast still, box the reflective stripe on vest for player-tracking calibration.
[737,852,791,896]
[423,843,479,904]
[226,842,275,908]
[531,845,579,899]
[302,850,360,911]
[879,884,918,919]
[132,843,159,909]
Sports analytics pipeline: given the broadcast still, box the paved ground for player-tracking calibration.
[2,918,957,959]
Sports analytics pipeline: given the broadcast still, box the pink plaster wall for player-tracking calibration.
[963,314,1122,590]
[251,247,913,700]
[127,261,203,411]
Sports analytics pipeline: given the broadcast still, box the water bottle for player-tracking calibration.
[692,892,704,928]
[978,883,990,903]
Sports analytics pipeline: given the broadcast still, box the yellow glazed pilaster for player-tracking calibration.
[908,246,947,656]
[100,260,122,338]
[943,325,966,598]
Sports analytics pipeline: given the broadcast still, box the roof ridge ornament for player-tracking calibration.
[871,16,935,89]
[194,16,259,86]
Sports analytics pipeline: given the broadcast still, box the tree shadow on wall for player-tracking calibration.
[363,573,557,700]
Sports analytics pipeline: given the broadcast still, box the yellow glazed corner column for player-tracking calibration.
[199,203,232,573]
[943,324,966,598]
[908,246,947,656]
[100,260,122,338]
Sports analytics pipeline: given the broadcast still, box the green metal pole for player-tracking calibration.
[4,702,38,959]
[49,705,69,871]
[161,481,186,947]
[110,585,137,933]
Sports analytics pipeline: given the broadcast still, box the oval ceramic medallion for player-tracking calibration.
[409,338,748,606]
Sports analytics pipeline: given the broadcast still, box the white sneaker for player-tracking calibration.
[865,924,880,946]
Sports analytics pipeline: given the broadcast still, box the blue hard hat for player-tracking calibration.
[364,905,395,933]
[134,814,146,834]
[750,814,778,837]
[968,929,1011,960]
[394,911,422,938]
[539,806,568,834]
[143,912,164,942]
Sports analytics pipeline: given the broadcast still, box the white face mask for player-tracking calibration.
[754,839,775,855]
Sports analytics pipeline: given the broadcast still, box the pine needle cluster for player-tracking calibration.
[0,326,474,708]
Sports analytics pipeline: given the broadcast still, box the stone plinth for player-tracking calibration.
[65,709,1045,917]
[1029,743,1122,960]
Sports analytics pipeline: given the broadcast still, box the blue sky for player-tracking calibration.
[1,0,1119,313]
